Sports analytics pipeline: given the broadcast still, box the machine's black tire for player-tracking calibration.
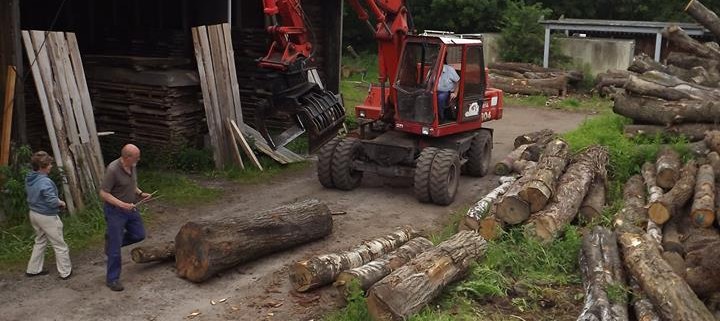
[414,147,440,203]
[332,138,363,190]
[317,136,342,188]
[430,149,461,206]
[462,130,492,177]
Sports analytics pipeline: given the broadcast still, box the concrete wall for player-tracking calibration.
[556,37,635,75]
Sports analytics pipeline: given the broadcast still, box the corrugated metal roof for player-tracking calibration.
[539,18,707,35]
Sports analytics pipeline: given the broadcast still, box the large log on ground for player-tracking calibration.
[630,278,661,321]
[623,123,720,142]
[131,241,175,263]
[662,215,685,254]
[613,175,648,235]
[629,53,717,86]
[663,25,720,60]
[686,239,720,297]
[578,175,606,225]
[525,146,609,242]
[666,51,719,72]
[513,129,556,148]
[334,237,434,297]
[577,226,628,321]
[691,164,715,227]
[488,68,524,78]
[461,176,516,234]
[518,139,570,213]
[649,160,698,224]
[706,130,720,154]
[662,251,687,279]
[624,71,720,101]
[495,167,538,225]
[613,94,720,125]
[656,146,681,190]
[495,144,530,175]
[175,199,332,282]
[707,151,720,179]
[685,0,720,40]
[290,226,417,292]
[595,70,635,92]
[619,232,715,321]
[366,231,487,321]
[512,159,537,175]
[489,74,567,96]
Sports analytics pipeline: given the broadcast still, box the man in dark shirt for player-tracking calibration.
[100,144,151,291]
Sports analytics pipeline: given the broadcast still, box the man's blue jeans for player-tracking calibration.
[437,91,450,122]
[104,203,145,283]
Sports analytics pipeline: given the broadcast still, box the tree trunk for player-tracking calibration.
[519,139,570,213]
[662,251,687,279]
[685,0,720,40]
[512,159,537,175]
[463,176,516,230]
[595,70,635,92]
[619,232,715,321]
[334,237,434,297]
[366,231,487,321]
[630,278,662,321]
[642,162,664,204]
[686,238,720,298]
[614,175,648,235]
[577,226,629,321]
[290,226,417,292]
[666,51,719,72]
[629,53,717,86]
[525,146,609,242]
[488,62,561,73]
[489,74,567,96]
[663,215,685,255]
[513,128,556,148]
[707,151,720,179]
[614,94,720,125]
[656,146,682,190]
[705,130,720,154]
[175,199,333,283]
[521,143,544,162]
[489,68,524,78]
[496,168,538,225]
[663,25,720,60]
[649,160,698,224]
[131,241,175,263]
[692,164,715,227]
[495,144,530,175]
[624,123,720,142]
[578,175,606,225]
[624,71,720,101]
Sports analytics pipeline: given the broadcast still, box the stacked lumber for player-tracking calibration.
[488,62,582,96]
[84,58,205,149]
[21,30,105,213]
[613,1,720,145]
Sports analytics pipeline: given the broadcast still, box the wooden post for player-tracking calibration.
[1,65,16,166]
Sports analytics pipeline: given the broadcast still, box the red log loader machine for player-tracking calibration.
[260,0,503,205]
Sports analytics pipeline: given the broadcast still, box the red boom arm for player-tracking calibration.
[260,0,313,70]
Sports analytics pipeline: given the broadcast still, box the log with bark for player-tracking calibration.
[623,123,720,142]
[619,232,715,321]
[642,162,664,204]
[630,278,662,321]
[691,164,715,227]
[489,62,561,73]
[518,139,570,213]
[512,159,537,175]
[495,167,538,225]
[489,74,567,96]
[131,241,175,263]
[290,226,417,292]
[613,175,648,235]
[334,237,434,297]
[656,146,682,190]
[175,199,333,283]
[629,53,717,86]
[461,176,516,234]
[488,68,524,78]
[685,0,720,40]
[521,144,544,162]
[513,129,556,148]
[595,69,634,93]
[577,226,628,321]
[578,175,606,225]
[495,144,531,175]
[662,215,685,255]
[666,51,719,72]
[706,130,720,154]
[624,71,720,101]
[707,151,720,179]
[524,145,609,242]
[614,94,720,125]
[663,24,720,61]
[686,239,720,298]
[662,251,687,279]
[649,160,698,224]
[366,231,487,321]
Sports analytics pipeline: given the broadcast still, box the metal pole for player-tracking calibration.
[543,27,551,68]
[228,0,232,24]
[654,32,663,62]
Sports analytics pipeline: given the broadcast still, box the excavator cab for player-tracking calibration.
[392,35,499,137]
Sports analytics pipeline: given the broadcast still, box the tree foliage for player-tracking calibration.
[498,1,551,64]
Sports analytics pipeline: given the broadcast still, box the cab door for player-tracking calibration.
[458,44,486,123]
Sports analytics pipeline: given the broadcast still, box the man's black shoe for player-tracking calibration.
[60,270,73,280]
[106,281,124,291]
[25,270,49,277]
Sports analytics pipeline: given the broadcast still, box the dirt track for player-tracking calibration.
[0,106,590,321]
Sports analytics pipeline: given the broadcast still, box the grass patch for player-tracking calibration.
[505,94,612,113]
[138,170,222,206]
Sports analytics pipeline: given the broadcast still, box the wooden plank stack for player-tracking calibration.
[22,30,105,213]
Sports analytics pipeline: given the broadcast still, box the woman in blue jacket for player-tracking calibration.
[25,151,72,279]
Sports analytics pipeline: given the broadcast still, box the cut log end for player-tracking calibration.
[656,169,678,190]
[519,186,551,213]
[496,196,530,225]
[691,210,715,227]
[648,203,671,224]
[290,261,316,292]
[174,222,210,282]
[478,217,503,241]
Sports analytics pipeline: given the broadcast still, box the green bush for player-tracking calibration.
[499,1,552,64]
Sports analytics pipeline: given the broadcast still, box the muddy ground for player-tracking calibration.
[0,106,590,321]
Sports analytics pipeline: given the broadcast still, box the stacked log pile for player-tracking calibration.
[488,62,582,96]
[611,1,720,145]
[84,56,206,150]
